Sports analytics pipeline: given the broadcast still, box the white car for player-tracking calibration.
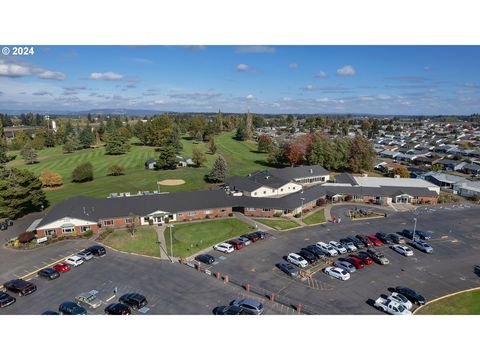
[329,241,347,254]
[287,253,308,268]
[316,242,338,257]
[65,255,84,267]
[213,243,234,253]
[324,266,350,281]
[374,297,412,315]
[390,244,414,257]
[339,240,357,252]
[388,292,413,310]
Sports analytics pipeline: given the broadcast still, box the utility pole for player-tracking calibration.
[300,197,305,221]
[413,217,417,241]
[169,224,174,262]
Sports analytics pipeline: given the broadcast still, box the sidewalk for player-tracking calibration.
[233,212,273,232]
[154,225,171,261]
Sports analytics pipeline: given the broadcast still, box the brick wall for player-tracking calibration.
[243,208,276,217]
[176,207,233,221]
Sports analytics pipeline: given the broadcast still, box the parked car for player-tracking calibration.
[298,249,317,263]
[347,235,365,249]
[401,229,420,241]
[339,238,357,252]
[387,233,406,244]
[304,245,327,259]
[395,286,426,305]
[324,266,350,281]
[3,279,37,296]
[228,239,245,250]
[344,256,365,269]
[287,253,308,268]
[77,250,93,261]
[86,245,106,257]
[65,255,84,267]
[105,303,131,315]
[329,241,347,254]
[75,292,102,309]
[388,292,413,310]
[195,254,215,264]
[355,251,374,265]
[277,262,299,277]
[213,242,234,253]
[366,248,390,265]
[245,233,261,242]
[53,262,71,273]
[58,301,87,315]
[316,242,338,256]
[237,237,252,246]
[375,232,392,244]
[41,310,59,315]
[0,291,16,308]
[38,267,60,280]
[251,231,266,239]
[231,298,264,315]
[355,234,373,247]
[119,293,148,310]
[415,230,431,240]
[334,259,356,273]
[374,297,411,315]
[390,244,414,257]
[412,239,433,254]
[213,305,245,315]
[367,235,383,247]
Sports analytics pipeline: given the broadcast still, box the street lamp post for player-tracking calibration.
[300,197,305,221]
[169,224,174,262]
[157,181,161,193]
[413,217,417,241]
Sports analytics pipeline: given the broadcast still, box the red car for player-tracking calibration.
[53,262,71,273]
[356,234,373,247]
[353,253,373,265]
[228,239,245,250]
[345,256,365,269]
[367,235,383,247]
[245,233,261,242]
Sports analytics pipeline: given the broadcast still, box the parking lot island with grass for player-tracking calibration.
[254,218,301,230]
[302,208,326,225]
[415,288,480,315]
[100,227,160,258]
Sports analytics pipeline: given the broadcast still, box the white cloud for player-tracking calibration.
[0,59,65,80]
[288,63,299,69]
[88,72,123,81]
[336,65,356,76]
[315,71,327,78]
[236,64,250,72]
[246,94,255,100]
[235,46,276,54]
[302,84,316,91]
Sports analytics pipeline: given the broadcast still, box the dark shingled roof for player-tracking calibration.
[268,165,329,180]
[334,173,358,185]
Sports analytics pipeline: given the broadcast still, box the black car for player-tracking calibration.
[3,279,37,296]
[301,247,321,260]
[251,231,266,239]
[304,245,326,259]
[356,251,373,262]
[105,303,131,315]
[59,301,87,315]
[277,262,299,277]
[86,245,106,257]
[298,249,317,263]
[401,229,419,240]
[0,291,16,308]
[395,286,426,305]
[195,254,215,265]
[41,310,59,315]
[38,267,60,280]
[375,232,392,244]
[347,235,365,249]
[415,230,431,240]
[119,293,148,309]
[213,305,244,315]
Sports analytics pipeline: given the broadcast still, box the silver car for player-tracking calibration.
[75,292,102,309]
[412,239,433,254]
[231,298,264,315]
[334,259,356,273]
[77,250,93,261]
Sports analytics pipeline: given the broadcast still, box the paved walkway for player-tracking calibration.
[233,212,272,232]
[154,225,170,261]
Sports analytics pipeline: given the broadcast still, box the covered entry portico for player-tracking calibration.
[141,210,176,225]
[393,193,413,203]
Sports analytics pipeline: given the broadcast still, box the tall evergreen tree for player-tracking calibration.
[79,127,95,148]
[208,155,228,183]
[63,133,80,153]
[105,130,130,155]
[0,121,8,168]
[20,143,38,164]
[156,145,177,169]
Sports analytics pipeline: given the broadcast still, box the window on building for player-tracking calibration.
[281,188,284,191]
[80,226,90,233]
[143,217,149,222]
[292,187,296,190]
[177,213,183,217]
[125,218,134,224]
[254,192,257,196]
[205,210,212,215]
[246,207,256,211]
[103,220,114,226]
[262,208,272,212]
[46,229,56,236]
[62,226,75,234]
[190,211,196,216]
[220,208,227,212]
[263,191,266,194]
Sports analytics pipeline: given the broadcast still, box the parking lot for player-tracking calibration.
[199,204,480,314]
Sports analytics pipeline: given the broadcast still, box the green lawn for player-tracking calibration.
[164,218,255,258]
[8,132,270,207]
[254,218,300,230]
[101,227,160,258]
[416,289,480,315]
[303,209,326,225]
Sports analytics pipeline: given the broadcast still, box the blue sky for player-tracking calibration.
[0,45,479,114]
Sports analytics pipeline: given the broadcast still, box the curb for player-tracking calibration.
[253,219,302,232]
[413,286,480,315]
[97,242,166,262]
[350,215,386,221]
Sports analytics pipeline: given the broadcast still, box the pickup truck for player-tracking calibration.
[374,297,412,315]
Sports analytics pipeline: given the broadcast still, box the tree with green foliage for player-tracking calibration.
[10,131,30,150]
[195,131,203,142]
[108,164,125,176]
[208,155,228,183]
[0,122,7,168]
[208,137,217,154]
[431,163,443,172]
[63,121,75,143]
[349,135,375,172]
[31,131,45,150]
[44,130,56,147]
[215,110,224,133]
[392,166,410,178]
[105,130,130,155]
[79,127,95,148]
[72,162,94,182]
[235,112,253,141]
[0,167,47,219]
[63,133,80,153]
[192,146,207,167]
[156,145,177,169]
[257,134,274,153]
[20,143,38,164]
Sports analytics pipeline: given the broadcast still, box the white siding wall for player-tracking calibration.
[36,217,97,231]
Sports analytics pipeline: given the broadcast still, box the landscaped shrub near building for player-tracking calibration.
[345,195,352,202]
[82,230,93,237]
[18,231,35,243]
[316,198,326,206]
